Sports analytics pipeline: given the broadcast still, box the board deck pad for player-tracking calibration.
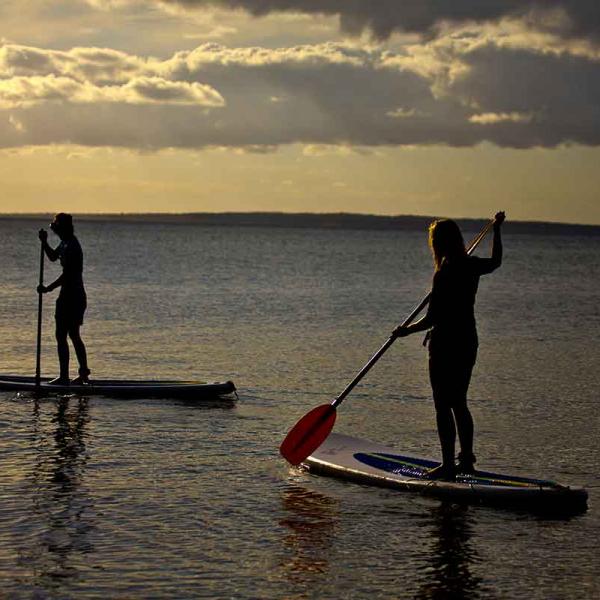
[355,452,559,488]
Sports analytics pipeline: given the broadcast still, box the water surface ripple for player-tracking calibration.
[1,219,599,598]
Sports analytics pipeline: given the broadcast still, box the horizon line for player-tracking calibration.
[0,210,598,228]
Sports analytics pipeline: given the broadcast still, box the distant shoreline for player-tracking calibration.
[1,212,598,235]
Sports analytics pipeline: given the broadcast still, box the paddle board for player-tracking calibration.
[0,374,236,399]
[303,433,588,513]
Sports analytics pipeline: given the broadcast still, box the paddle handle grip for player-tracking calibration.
[331,219,495,409]
[35,240,44,387]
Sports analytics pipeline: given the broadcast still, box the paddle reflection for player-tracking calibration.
[24,397,95,591]
[415,502,492,600]
[279,485,339,584]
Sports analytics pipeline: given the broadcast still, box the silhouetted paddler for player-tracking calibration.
[393,212,505,480]
[37,213,90,385]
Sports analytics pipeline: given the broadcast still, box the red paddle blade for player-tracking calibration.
[280,404,337,465]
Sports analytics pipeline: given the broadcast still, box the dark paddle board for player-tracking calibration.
[0,374,236,399]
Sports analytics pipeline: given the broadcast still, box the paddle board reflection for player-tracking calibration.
[21,397,95,590]
[415,503,491,600]
[279,485,339,584]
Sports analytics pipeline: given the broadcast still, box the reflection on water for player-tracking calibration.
[20,397,95,593]
[279,485,339,586]
[416,503,490,600]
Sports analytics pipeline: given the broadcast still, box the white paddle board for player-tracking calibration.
[303,433,588,513]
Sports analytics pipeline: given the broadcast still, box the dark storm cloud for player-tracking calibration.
[162,0,600,40]
[448,44,600,147]
[1,40,600,150]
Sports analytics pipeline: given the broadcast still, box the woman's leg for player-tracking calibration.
[429,356,457,469]
[68,325,89,377]
[453,403,474,461]
[434,402,457,467]
[452,351,477,470]
[55,321,70,380]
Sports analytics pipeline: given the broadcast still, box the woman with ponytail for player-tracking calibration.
[393,212,505,480]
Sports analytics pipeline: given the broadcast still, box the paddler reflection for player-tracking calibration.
[415,503,490,600]
[24,397,94,586]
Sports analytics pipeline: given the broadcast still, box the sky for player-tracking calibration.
[0,0,599,223]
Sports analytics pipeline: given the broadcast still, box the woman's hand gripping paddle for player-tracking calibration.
[279,218,495,465]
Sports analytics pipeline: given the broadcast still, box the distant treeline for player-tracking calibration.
[2,212,599,236]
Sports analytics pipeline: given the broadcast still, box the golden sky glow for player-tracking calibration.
[1,1,599,223]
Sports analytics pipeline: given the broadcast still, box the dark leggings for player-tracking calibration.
[55,293,88,379]
[429,346,477,467]
[56,321,89,379]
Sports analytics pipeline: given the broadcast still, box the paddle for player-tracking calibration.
[280,218,495,465]
[35,235,45,388]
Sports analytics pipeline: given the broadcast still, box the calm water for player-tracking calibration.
[1,217,599,599]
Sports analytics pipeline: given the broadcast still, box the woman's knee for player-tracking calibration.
[433,395,453,417]
[68,327,82,342]
[452,402,471,421]
[55,327,68,342]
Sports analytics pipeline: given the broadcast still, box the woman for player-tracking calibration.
[393,212,505,480]
[38,213,91,385]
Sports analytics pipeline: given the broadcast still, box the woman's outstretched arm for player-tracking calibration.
[476,211,505,274]
[490,211,504,270]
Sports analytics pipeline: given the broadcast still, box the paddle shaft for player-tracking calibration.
[35,240,44,387]
[331,219,494,409]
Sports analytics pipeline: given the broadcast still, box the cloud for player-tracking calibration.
[121,76,224,105]
[8,113,24,131]
[387,107,422,119]
[0,44,147,84]
[1,35,600,150]
[469,112,533,125]
[157,0,600,41]
[446,42,600,146]
[0,73,224,108]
